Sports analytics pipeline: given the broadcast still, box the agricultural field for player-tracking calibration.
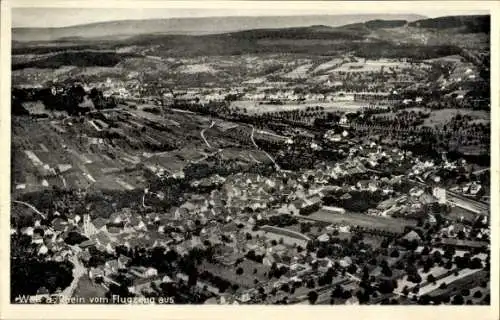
[331,58,413,73]
[11,102,286,196]
[312,58,344,73]
[282,63,313,79]
[447,205,479,222]
[373,108,490,128]
[421,109,490,128]
[303,209,417,233]
[418,269,488,299]
[199,260,270,289]
[178,63,218,74]
[231,100,373,114]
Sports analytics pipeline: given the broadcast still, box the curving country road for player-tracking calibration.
[59,253,86,304]
[142,193,152,209]
[250,125,281,171]
[12,200,47,220]
[13,200,86,303]
[473,168,489,175]
[200,120,216,148]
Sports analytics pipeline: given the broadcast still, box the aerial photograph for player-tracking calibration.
[9,4,491,306]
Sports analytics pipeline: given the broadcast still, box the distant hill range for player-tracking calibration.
[11,14,490,68]
[12,14,426,42]
[408,15,490,33]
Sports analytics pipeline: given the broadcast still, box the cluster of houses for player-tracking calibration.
[12,102,490,304]
[410,157,484,197]
[85,73,405,107]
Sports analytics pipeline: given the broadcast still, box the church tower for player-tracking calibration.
[83,214,98,237]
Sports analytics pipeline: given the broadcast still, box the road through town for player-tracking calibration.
[59,252,86,304]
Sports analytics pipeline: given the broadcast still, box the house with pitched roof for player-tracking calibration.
[93,231,111,247]
[89,267,105,280]
[104,259,120,276]
[401,230,422,243]
[91,218,108,232]
[52,218,68,232]
[109,212,125,224]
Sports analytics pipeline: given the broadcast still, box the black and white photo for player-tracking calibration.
[5,1,495,312]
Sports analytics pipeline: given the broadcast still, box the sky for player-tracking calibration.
[11,2,490,28]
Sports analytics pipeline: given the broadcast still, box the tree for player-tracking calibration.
[418,295,431,305]
[342,290,352,300]
[421,246,430,255]
[408,273,422,284]
[332,285,343,298]
[380,238,390,249]
[402,286,409,296]
[451,294,465,305]
[432,250,443,264]
[308,291,318,305]
[444,260,453,270]
[356,290,371,304]
[306,278,316,289]
[482,294,490,304]
[347,263,357,274]
[444,246,455,259]
[427,274,436,284]
[469,257,482,269]
[188,268,198,287]
[460,288,470,297]
[281,283,290,293]
[379,279,395,294]
[390,248,400,258]
[441,294,451,304]
[236,267,244,275]
[382,264,393,277]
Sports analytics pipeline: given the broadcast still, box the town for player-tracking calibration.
[10,13,491,306]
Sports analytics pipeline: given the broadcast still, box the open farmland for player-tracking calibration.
[282,63,313,79]
[200,259,271,289]
[178,63,218,74]
[11,116,151,194]
[331,58,413,73]
[312,58,344,73]
[421,109,490,128]
[231,100,375,114]
[415,269,487,298]
[11,104,285,196]
[373,107,490,128]
[302,209,417,233]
